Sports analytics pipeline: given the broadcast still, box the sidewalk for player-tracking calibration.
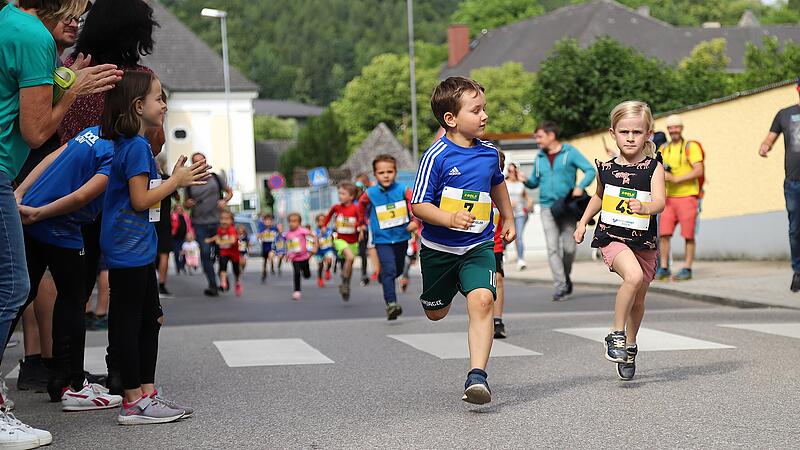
[503,257,800,310]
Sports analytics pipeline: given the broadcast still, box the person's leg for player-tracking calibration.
[95,270,109,317]
[659,236,671,269]
[786,179,800,273]
[466,288,494,371]
[157,252,169,288]
[419,244,458,321]
[342,248,355,280]
[33,276,56,358]
[368,246,379,278]
[627,282,649,345]
[493,252,505,321]
[358,235,368,281]
[560,219,577,282]
[218,256,229,291]
[173,239,184,274]
[301,260,311,279]
[47,244,87,391]
[292,261,302,292]
[375,244,398,305]
[138,265,161,397]
[7,233,46,348]
[21,306,40,356]
[194,224,218,290]
[684,239,696,268]
[109,267,147,402]
[514,214,526,262]
[658,198,677,271]
[541,208,567,292]
[610,250,645,331]
[0,176,31,364]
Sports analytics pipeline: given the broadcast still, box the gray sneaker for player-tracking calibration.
[117,395,184,425]
[151,391,193,418]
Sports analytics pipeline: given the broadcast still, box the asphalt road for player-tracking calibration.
[3,258,799,449]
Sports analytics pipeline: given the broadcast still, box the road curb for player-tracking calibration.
[503,274,800,310]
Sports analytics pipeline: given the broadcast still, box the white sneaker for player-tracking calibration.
[62,382,122,412]
[2,411,50,447]
[0,412,40,450]
[516,259,526,270]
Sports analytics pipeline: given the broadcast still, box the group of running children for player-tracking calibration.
[12,68,666,434]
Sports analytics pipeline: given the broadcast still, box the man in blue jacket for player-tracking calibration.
[520,121,596,301]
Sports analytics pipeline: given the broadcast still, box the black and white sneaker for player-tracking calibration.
[616,345,638,381]
[386,303,402,321]
[158,284,174,299]
[462,369,491,405]
[604,330,628,363]
[791,273,800,293]
[552,289,568,302]
[493,319,507,339]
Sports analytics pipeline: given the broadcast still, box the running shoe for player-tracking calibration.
[654,267,671,281]
[386,303,402,321]
[672,268,692,281]
[324,269,331,281]
[339,281,350,302]
[493,318,507,339]
[462,369,491,405]
[151,391,193,418]
[158,284,174,299]
[0,411,41,450]
[616,345,638,381]
[292,291,301,301]
[117,396,184,426]
[317,278,324,288]
[604,330,628,363]
[516,259,526,271]
[93,315,108,331]
[792,272,800,293]
[234,282,242,297]
[219,276,228,292]
[551,289,568,302]
[400,277,409,293]
[565,276,573,295]
[203,287,219,297]
[360,275,369,287]
[2,410,51,447]
[17,358,47,392]
[84,312,97,330]
[62,382,122,411]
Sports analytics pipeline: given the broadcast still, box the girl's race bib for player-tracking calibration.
[601,184,652,231]
[439,186,491,234]
[375,200,409,229]
[287,238,302,254]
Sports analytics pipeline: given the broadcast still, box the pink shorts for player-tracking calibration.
[599,241,658,282]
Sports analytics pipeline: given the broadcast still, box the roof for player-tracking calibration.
[141,0,259,93]
[255,140,294,173]
[441,0,800,78]
[340,123,414,176]
[253,100,324,118]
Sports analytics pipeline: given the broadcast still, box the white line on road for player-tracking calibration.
[387,332,541,360]
[554,327,736,351]
[718,323,800,339]
[213,339,334,367]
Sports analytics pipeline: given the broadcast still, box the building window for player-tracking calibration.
[172,128,188,141]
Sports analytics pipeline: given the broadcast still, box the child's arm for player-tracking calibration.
[128,156,209,212]
[323,206,336,228]
[491,181,516,243]
[411,203,474,230]
[18,174,108,225]
[574,183,604,244]
[205,235,218,244]
[630,163,665,216]
[14,143,68,202]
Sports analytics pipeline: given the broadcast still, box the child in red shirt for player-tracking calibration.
[206,210,242,296]
[323,181,363,301]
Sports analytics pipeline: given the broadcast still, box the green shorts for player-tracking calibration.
[333,239,359,258]
[419,241,497,311]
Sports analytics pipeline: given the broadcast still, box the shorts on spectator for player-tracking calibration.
[659,196,698,240]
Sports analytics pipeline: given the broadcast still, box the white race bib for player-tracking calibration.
[335,216,357,234]
[600,184,652,231]
[148,178,161,222]
[439,186,491,234]
[375,200,409,229]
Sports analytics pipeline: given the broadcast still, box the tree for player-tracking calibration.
[675,39,736,106]
[331,53,440,152]
[278,109,349,186]
[470,63,537,133]
[451,0,544,35]
[253,116,298,141]
[739,36,800,90]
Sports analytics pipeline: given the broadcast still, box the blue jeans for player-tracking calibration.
[513,214,528,260]
[0,172,30,363]
[785,179,800,272]
[193,223,218,289]
[375,242,407,304]
[172,238,185,273]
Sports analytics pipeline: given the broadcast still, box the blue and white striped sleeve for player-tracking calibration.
[412,140,446,204]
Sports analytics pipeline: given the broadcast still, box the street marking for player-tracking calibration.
[213,339,334,367]
[554,327,735,351]
[387,332,541,360]
[719,323,800,340]
[5,346,108,379]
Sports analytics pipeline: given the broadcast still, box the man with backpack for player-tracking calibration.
[185,152,233,296]
[656,114,705,281]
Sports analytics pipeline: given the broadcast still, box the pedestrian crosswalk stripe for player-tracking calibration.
[388,333,541,360]
[213,339,334,367]
[718,323,800,340]
[5,346,108,379]
[553,327,735,351]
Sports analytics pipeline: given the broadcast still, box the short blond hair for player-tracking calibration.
[609,100,656,157]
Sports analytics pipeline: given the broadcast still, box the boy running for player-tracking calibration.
[411,76,515,404]
[358,155,419,320]
[258,214,278,282]
[314,213,335,287]
[323,181,362,301]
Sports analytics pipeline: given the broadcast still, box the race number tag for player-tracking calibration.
[287,238,302,254]
[376,200,409,229]
[148,178,161,222]
[335,216,357,234]
[318,235,332,249]
[260,230,276,242]
[601,184,651,230]
[439,186,491,233]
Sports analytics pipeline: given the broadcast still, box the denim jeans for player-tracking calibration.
[172,238,185,273]
[784,179,800,273]
[193,223,218,289]
[375,242,407,304]
[541,207,576,292]
[0,172,30,363]
[513,214,528,260]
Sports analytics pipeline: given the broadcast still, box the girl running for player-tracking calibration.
[314,213,335,287]
[100,70,208,424]
[285,213,315,300]
[574,100,665,381]
[206,210,242,296]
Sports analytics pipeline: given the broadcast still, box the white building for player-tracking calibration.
[143,1,260,210]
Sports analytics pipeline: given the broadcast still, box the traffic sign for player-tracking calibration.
[308,167,329,187]
[268,173,285,190]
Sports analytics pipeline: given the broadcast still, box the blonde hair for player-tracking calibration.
[20,0,89,26]
[609,100,656,158]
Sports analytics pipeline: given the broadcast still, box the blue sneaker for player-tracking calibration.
[604,331,628,363]
[673,268,692,281]
[616,345,638,381]
[462,369,491,405]
[655,267,671,281]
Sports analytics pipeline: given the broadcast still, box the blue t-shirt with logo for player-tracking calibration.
[23,126,113,249]
[412,136,504,254]
[316,227,334,253]
[100,135,158,269]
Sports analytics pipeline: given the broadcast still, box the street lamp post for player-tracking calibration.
[406,0,419,167]
[201,8,235,187]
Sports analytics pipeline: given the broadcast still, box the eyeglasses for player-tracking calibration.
[61,15,86,27]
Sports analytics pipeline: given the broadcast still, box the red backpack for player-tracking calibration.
[684,140,706,199]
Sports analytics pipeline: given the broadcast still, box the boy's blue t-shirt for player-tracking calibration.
[100,135,159,269]
[316,227,334,252]
[412,136,504,255]
[23,126,113,249]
